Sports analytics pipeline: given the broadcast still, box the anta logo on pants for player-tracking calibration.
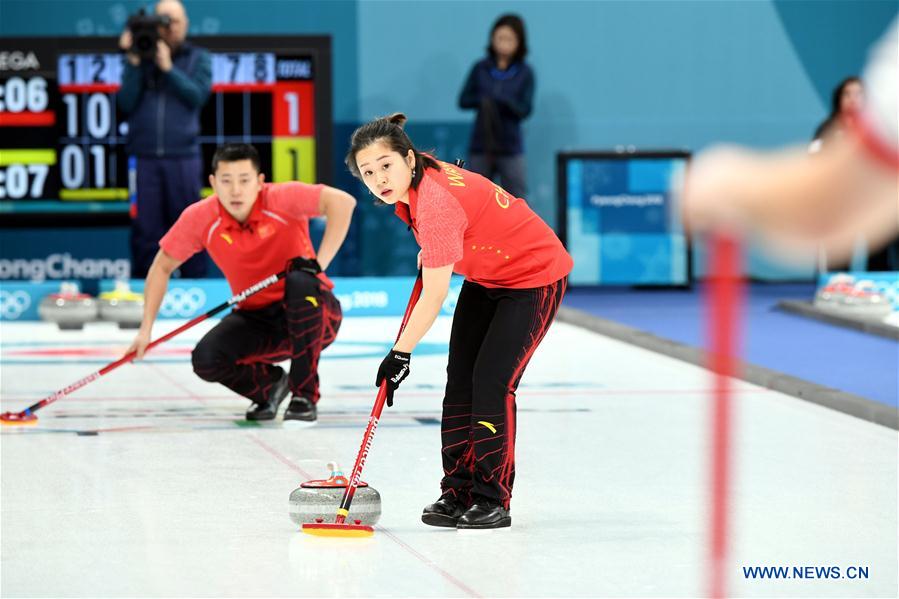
[478,421,497,435]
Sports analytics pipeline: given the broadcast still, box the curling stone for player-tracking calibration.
[813,273,855,307]
[289,462,381,526]
[38,282,98,330]
[99,281,145,329]
[837,280,893,319]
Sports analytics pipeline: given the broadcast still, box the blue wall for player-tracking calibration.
[2,0,895,279]
[357,0,894,210]
[356,0,895,278]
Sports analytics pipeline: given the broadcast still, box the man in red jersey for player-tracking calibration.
[127,144,356,423]
[347,113,572,529]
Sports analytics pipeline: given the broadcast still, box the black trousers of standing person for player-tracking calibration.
[132,156,208,279]
[191,272,342,405]
[467,153,527,200]
[440,277,567,509]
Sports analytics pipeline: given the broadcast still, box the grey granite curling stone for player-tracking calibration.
[813,273,854,307]
[836,280,893,319]
[815,276,893,320]
[98,281,145,329]
[38,282,98,330]
[289,462,382,526]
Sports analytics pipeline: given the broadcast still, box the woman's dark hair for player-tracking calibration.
[487,14,528,64]
[211,143,261,173]
[829,76,861,115]
[813,76,861,140]
[345,113,439,193]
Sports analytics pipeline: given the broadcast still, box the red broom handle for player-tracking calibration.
[334,272,424,524]
[3,271,286,420]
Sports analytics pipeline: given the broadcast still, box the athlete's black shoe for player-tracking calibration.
[421,496,467,528]
[456,501,511,529]
[245,371,289,421]
[284,396,317,422]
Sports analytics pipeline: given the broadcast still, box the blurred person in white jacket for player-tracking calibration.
[683,19,897,264]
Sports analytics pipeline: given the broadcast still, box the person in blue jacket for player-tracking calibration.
[458,14,534,200]
[117,0,211,279]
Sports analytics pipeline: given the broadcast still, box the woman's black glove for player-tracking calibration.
[376,350,411,407]
[286,256,322,276]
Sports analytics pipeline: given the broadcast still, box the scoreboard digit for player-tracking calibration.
[0,150,53,200]
[211,52,275,84]
[0,52,57,203]
[56,52,123,200]
[0,37,332,220]
[272,80,315,183]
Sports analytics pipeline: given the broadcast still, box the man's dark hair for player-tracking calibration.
[211,143,261,173]
[487,14,528,64]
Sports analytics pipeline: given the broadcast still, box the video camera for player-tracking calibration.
[126,8,171,60]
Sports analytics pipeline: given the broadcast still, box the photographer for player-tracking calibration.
[118,0,211,279]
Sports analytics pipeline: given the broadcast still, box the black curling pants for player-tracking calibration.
[440,277,566,509]
[191,271,342,404]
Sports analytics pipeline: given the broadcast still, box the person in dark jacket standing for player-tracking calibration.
[117,0,211,279]
[458,14,534,200]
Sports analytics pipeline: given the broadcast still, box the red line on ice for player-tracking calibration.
[376,526,483,598]
[246,434,316,480]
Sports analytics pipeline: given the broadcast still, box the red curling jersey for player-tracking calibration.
[394,160,573,289]
[159,182,333,310]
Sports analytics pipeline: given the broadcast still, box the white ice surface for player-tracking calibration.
[1,317,896,598]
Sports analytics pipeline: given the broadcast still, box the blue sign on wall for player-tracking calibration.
[0,228,131,282]
[560,152,690,286]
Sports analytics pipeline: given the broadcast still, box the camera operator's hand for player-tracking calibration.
[119,30,140,66]
[156,40,173,72]
[119,29,133,51]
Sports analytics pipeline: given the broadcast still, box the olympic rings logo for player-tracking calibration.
[160,287,206,317]
[0,290,32,320]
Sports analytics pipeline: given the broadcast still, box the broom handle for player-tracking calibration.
[335,272,424,524]
[6,272,286,419]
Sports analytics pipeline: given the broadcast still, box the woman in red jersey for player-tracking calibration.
[347,113,572,529]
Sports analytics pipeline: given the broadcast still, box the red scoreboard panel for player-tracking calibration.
[0,36,332,221]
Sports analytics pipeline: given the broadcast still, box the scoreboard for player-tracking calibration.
[0,36,332,220]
